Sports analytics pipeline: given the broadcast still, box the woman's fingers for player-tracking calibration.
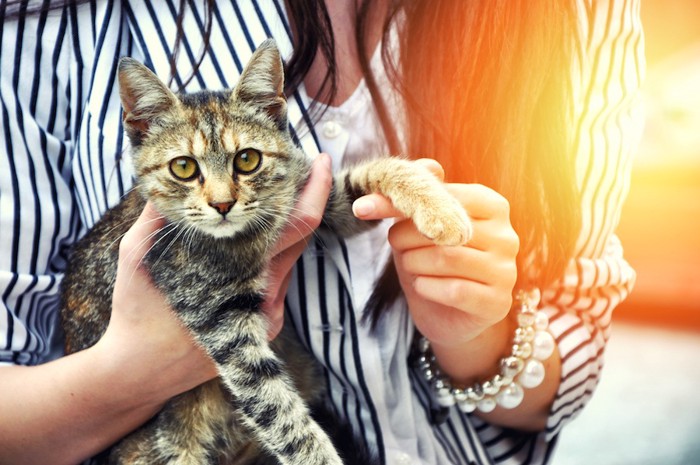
[352,193,402,219]
[386,188,518,256]
[411,276,512,323]
[263,256,309,340]
[398,245,513,286]
[412,157,445,181]
[445,183,511,220]
[383,179,520,345]
[118,201,165,270]
[271,152,332,256]
[108,201,218,382]
[263,268,294,338]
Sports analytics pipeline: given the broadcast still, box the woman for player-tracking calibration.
[0,0,642,464]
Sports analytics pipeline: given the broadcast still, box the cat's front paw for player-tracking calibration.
[414,201,472,246]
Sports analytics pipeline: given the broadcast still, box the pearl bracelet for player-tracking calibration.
[413,289,555,414]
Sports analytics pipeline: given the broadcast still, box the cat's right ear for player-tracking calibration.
[118,58,180,142]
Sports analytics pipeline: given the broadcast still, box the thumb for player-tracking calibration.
[414,158,445,181]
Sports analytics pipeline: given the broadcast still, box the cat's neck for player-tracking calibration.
[150,226,270,283]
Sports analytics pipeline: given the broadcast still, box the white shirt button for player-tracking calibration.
[322,120,341,139]
[395,452,413,465]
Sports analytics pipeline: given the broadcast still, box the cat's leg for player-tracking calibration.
[188,309,343,465]
[324,157,472,245]
[108,381,236,465]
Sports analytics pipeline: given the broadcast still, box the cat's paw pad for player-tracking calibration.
[415,204,472,246]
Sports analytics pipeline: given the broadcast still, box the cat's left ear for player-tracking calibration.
[234,39,288,131]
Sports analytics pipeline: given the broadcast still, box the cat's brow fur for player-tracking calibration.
[61,39,471,465]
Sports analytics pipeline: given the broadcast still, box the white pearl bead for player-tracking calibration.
[514,326,535,344]
[483,380,500,396]
[458,399,477,413]
[519,359,546,388]
[512,342,533,359]
[522,288,541,307]
[534,311,549,331]
[477,397,497,413]
[516,288,541,308]
[491,374,507,388]
[532,330,555,360]
[500,356,524,378]
[452,388,468,403]
[437,392,456,407]
[467,384,485,401]
[496,383,524,409]
[517,310,536,327]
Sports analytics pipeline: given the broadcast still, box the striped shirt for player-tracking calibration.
[0,1,643,464]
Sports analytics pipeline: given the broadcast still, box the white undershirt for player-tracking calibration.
[300,27,405,314]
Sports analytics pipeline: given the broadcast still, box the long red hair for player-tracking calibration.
[364,1,582,289]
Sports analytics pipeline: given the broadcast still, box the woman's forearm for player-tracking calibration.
[0,345,166,465]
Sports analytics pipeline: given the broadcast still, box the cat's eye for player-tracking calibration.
[233,149,262,174]
[169,156,200,181]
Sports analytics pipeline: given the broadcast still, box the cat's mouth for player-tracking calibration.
[199,217,247,239]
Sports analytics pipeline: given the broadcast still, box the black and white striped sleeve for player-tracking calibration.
[542,0,644,439]
[0,6,80,366]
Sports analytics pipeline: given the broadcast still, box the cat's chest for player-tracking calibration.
[145,235,267,295]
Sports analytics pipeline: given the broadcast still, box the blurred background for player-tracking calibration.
[556,1,700,464]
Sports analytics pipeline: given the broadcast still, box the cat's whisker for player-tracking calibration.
[262,206,316,238]
[124,222,179,284]
[129,222,177,258]
[119,186,136,202]
[100,214,147,246]
[250,212,275,232]
[183,224,198,259]
[149,222,190,272]
[281,210,325,244]
[102,214,168,254]
[255,218,284,250]
[251,208,324,253]
[286,202,335,232]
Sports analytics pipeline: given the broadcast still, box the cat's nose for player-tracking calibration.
[209,200,236,216]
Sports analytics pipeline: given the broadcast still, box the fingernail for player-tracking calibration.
[318,152,331,169]
[352,198,375,217]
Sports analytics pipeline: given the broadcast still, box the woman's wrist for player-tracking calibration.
[0,348,164,465]
[87,340,167,412]
[414,289,560,428]
[428,315,512,388]
[91,329,215,410]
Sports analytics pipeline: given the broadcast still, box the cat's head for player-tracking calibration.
[118,40,307,239]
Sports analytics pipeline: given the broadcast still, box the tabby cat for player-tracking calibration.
[60,39,472,465]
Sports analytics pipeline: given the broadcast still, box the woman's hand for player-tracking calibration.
[351,159,553,428]
[353,160,562,430]
[96,202,218,404]
[261,153,333,339]
[352,159,519,349]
